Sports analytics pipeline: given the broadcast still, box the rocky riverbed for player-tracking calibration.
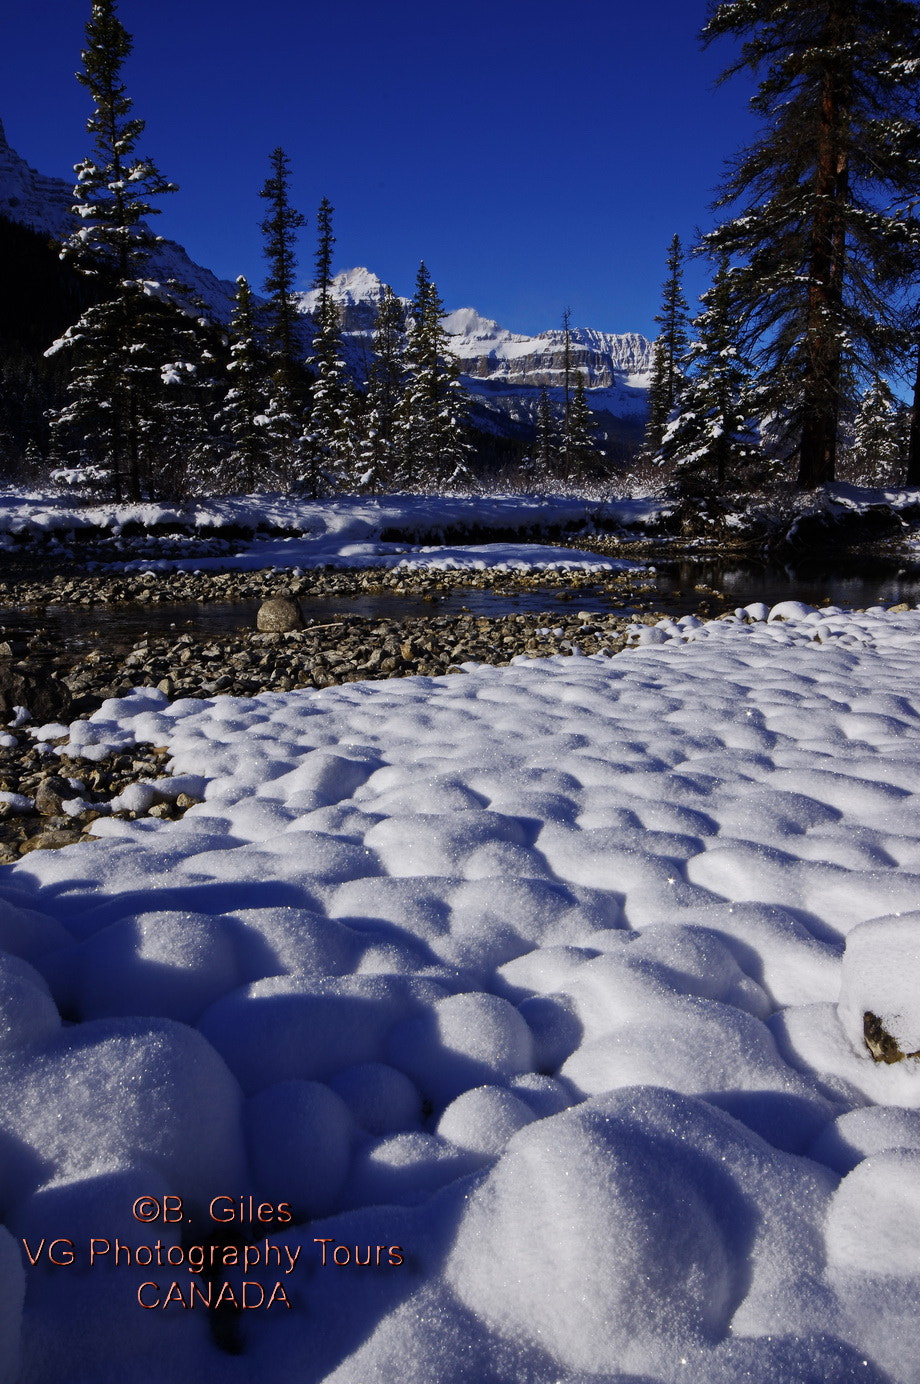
[0,562,732,861]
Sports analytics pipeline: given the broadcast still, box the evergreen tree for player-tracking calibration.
[662,256,765,498]
[302,199,358,491]
[643,337,672,458]
[655,234,690,414]
[908,342,920,486]
[849,377,904,486]
[258,148,307,488]
[396,262,472,490]
[219,276,272,491]
[154,303,228,498]
[531,384,559,487]
[49,0,182,500]
[702,0,920,488]
[359,283,408,490]
[561,371,601,486]
[305,294,358,493]
[314,197,335,320]
[64,0,176,282]
[642,235,690,458]
[561,307,573,440]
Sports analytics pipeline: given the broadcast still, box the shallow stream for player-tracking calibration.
[3,554,920,654]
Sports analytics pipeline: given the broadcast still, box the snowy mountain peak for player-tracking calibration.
[291,266,652,429]
[331,266,389,305]
[441,307,521,344]
[295,267,389,317]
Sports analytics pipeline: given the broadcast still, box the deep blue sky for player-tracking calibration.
[4,1,758,340]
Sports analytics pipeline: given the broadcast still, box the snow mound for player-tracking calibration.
[447,1086,831,1374]
[826,1149,920,1275]
[838,913,920,1057]
[386,992,535,1106]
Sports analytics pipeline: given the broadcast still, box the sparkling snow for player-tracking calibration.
[3,602,920,1379]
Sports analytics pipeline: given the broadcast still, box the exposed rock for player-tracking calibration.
[0,660,72,724]
[19,829,82,854]
[34,776,73,816]
[864,1010,920,1064]
[256,597,304,632]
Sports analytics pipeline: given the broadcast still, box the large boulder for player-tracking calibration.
[256,597,304,633]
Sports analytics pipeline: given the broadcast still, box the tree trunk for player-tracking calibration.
[906,340,920,486]
[797,7,850,489]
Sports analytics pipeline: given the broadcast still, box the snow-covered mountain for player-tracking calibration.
[0,118,239,321]
[297,269,653,434]
[1,121,651,437]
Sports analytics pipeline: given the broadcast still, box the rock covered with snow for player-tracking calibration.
[838,913,920,1060]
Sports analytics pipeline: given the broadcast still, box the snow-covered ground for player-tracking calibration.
[3,601,920,1381]
[0,491,667,557]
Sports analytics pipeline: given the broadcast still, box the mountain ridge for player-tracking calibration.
[0,123,651,440]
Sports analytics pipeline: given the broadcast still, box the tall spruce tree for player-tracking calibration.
[49,0,183,500]
[908,340,920,485]
[314,198,335,320]
[702,0,920,488]
[360,283,408,490]
[561,307,574,440]
[307,296,358,493]
[643,338,672,458]
[662,256,764,499]
[397,262,472,490]
[304,199,357,491]
[655,234,690,414]
[531,385,559,486]
[220,276,272,491]
[259,147,307,488]
[562,372,601,487]
[642,235,690,457]
[849,377,905,485]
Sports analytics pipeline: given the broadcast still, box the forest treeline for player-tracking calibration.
[2,0,920,508]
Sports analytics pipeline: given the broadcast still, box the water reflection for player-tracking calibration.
[2,555,918,654]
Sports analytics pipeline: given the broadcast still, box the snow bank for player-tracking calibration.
[2,603,920,1378]
[0,490,653,575]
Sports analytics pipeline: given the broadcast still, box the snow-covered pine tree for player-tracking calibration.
[641,234,690,458]
[397,263,472,491]
[702,0,920,488]
[904,291,920,485]
[306,295,358,494]
[303,199,358,492]
[561,307,573,441]
[314,198,335,320]
[151,299,228,498]
[259,147,307,489]
[64,0,176,284]
[530,384,559,487]
[643,338,671,459]
[561,372,600,488]
[359,283,408,491]
[909,343,920,486]
[219,276,272,492]
[48,0,181,500]
[662,256,764,502]
[849,378,904,486]
[655,234,689,414]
